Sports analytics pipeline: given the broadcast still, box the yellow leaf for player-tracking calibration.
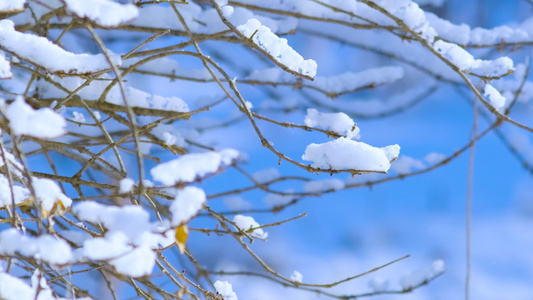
[175,225,189,254]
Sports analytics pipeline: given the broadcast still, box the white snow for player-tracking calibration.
[73,201,176,277]
[32,178,72,215]
[263,192,296,207]
[123,56,212,81]
[368,277,389,292]
[311,67,404,95]
[400,259,445,290]
[246,66,404,95]
[64,0,139,27]
[433,40,514,78]
[492,63,533,104]
[152,124,186,148]
[233,215,268,239]
[305,108,360,139]
[162,132,177,146]
[0,272,35,300]
[484,84,507,111]
[4,96,66,139]
[170,186,206,226]
[425,12,471,45]
[214,280,238,300]
[33,75,190,112]
[0,0,25,13]
[427,11,533,46]
[252,168,280,183]
[472,26,527,46]
[375,0,437,42]
[0,174,30,209]
[391,156,426,174]
[233,0,369,24]
[424,152,447,164]
[83,232,131,260]
[0,229,73,265]
[508,128,533,165]
[382,144,401,162]
[0,20,121,74]
[290,270,303,283]
[246,67,287,82]
[415,0,445,6]
[110,244,156,278]
[0,269,87,300]
[302,137,400,172]
[35,235,73,265]
[0,52,11,79]
[71,111,86,123]
[82,229,171,277]
[132,3,296,35]
[0,150,24,178]
[151,149,239,186]
[74,202,151,241]
[303,178,345,193]
[237,18,317,78]
[119,178,135,193]
[224,196,252,210]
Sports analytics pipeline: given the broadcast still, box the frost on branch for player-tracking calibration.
[237,18,317,78]
[64,0,139,27]
[151,149,239,186]
[0,20,121,75]
[4,96,66,139]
